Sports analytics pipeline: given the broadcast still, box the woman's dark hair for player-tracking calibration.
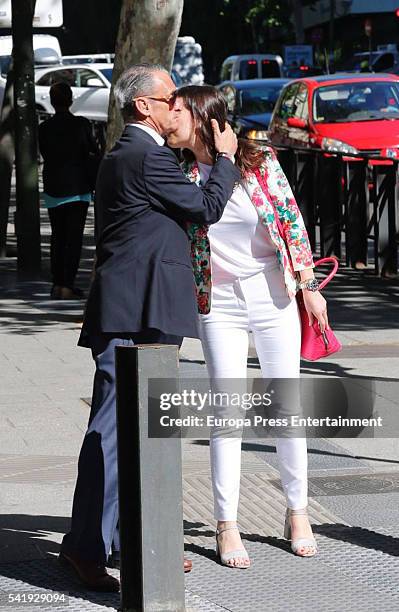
[177,85,266,175]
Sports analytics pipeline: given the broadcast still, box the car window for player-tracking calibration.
[36,72,52,86]
[239,60,258,80]
[373,53,394,72]
[220,85,236,112]
[260,59,281,78]
[75,68,105,87]
[37,69,76,87]
[276,83,300,119]
[99,68,113,84]
[239,84,284,115]
[313,81,399,123]
[341,53,379,72]
[293,83,308,120]
[220,62,233,82]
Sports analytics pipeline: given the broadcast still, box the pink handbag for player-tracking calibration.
[296,257,342,361]
[254,168,342,361]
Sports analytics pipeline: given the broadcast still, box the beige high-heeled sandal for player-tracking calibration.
[215,526,250,569]
[284,508,317,557]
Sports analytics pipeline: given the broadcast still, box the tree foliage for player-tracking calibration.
[180,0,294,82]
[59,0,315,83]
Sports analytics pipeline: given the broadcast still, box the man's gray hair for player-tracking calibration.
[114,63,169,122]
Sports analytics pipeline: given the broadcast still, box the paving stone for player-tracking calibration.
[1,207,399,610]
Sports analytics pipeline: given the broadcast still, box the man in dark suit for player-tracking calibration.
[59,64,239,591]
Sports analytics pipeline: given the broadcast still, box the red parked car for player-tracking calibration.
[268,73,399,159]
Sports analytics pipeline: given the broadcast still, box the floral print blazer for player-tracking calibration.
[182,147,314,315]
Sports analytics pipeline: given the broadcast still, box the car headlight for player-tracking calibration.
[321,137,358,155]
[246,129,269,141]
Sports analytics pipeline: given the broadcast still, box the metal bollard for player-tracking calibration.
[115,344,185,612]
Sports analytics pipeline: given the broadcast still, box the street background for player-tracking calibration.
[1,1,399,610]
[0,192,399,611]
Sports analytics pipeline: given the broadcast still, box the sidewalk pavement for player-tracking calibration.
[0,206,399,611]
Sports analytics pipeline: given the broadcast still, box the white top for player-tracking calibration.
[198,162,276,283]
[127,123,165,146]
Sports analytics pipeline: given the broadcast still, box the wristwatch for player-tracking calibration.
[298,278,320,292]
[216,152,235,163]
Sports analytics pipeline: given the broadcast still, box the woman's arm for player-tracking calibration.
[263,149,314,271]
[263,150,329,331]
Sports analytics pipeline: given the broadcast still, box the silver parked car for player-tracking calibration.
[34,63,113,122]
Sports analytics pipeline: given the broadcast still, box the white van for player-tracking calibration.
[220,54,284,83]
[0,34,61,108]
[62,54,115,65]
[0,34,61,77]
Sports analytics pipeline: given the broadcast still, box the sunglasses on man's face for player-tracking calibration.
[135,90,178,108]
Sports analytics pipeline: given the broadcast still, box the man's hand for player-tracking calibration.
[211,119,238,156]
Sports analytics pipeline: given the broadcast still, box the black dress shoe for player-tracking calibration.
[59,551,120,592]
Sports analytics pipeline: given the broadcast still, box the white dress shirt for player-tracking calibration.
[127,123,165,146]
[198,162,276,283]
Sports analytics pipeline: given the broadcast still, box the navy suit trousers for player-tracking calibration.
[62,330,182,563]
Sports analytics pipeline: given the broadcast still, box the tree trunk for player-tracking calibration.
[291,0,304,44]
[250,19,259,53]
[106,0,184,150]
[12,0,42,278]
[0,64,15,259]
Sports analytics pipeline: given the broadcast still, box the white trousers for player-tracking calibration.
[199,265,308,521]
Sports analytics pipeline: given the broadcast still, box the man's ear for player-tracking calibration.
[134,98,150,117]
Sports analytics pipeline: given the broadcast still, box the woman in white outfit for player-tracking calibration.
[168,86,329,568]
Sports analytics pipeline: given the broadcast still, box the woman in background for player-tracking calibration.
[39,82,98,299]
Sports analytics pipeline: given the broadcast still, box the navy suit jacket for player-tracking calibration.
[79,125,240,345]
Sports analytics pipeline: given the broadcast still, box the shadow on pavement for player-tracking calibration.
[248,356,399,380]
[0,514,119,609]
[183,518,298,561]
[192,439,399,466]
[0,201,398,336]
[183,517,399,562]
[0,224,94,334]
[0,514,69,562]
[322,270,399,333]
[314,523,399,557]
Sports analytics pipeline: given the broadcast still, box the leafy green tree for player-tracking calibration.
[59,0,316,83]
[180,0,294,82]
[60,0,122,54]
